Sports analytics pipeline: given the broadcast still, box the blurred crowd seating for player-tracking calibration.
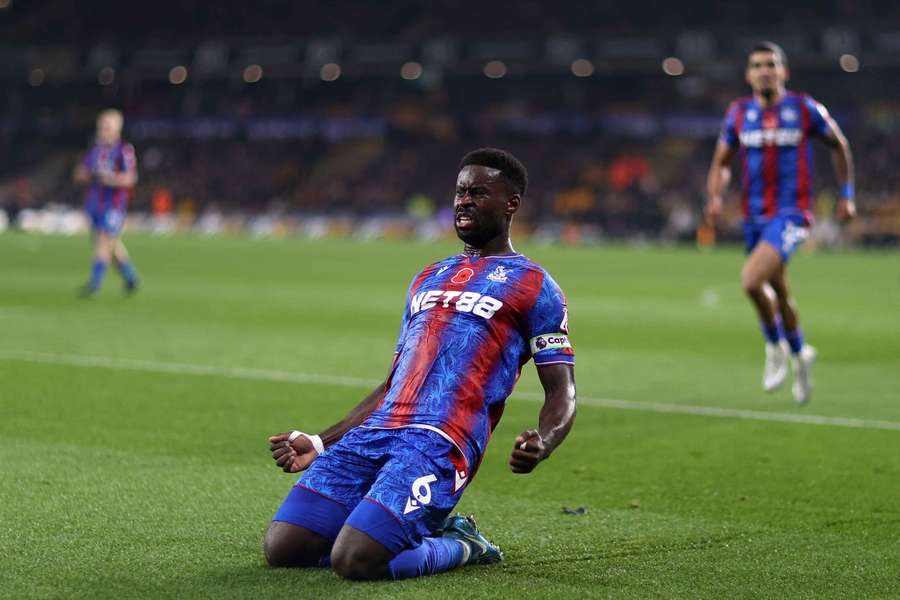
[2,1,899,245]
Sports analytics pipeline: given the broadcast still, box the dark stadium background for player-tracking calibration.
[3,3,900,599]
[2,0,898,245]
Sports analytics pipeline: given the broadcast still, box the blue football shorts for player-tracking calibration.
[272,426,465,554]
[743,214,809,262]
[88,208,125,235]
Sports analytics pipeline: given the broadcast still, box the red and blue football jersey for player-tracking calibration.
[361,253,574,484]
[720,92,833,224]
[83,141,137,213]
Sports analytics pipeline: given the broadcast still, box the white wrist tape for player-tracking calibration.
[288,430,325,455]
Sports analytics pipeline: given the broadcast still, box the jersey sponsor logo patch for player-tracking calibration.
[486,265,509,283]
[530,333,571,354]
[739,128,802,148]
[450,267,475,284]
[410,289,504,319]
[403,473,438,514]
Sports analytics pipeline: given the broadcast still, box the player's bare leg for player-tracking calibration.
[741,242,781,323]
[768,264,799,334]
[741,242,789,391]
[329,524,395,580]
[112,238,130,265]
[95,232,113,264]
[263,521,332,568]
[82,232,114,296]
[111,236,139,293]
[328,518,498,581]
[769,264,816,404]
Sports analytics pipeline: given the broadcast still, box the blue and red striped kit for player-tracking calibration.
[362,253,574,483]
[720,92,833,225]
[83,141,137,214]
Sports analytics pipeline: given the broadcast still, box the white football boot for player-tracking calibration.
[791,345,817,405]
[763,341,789,392]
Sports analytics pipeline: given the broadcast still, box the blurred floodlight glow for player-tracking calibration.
[400,61,423,80]
[662,57,685,76]
[320,62,342,81]
[243,64,263,83]
[0,0,11,9]
[484,60,507,79]
[839,54,860,72]
[571,58,594,77]
[98,67,115,86]
[28,68,44,86]
[168,65,188,84]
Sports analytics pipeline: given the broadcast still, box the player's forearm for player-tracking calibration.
[317,382,386,447]
[706,165,730,201]
[830,142,854,190]
[537,387,576,459]
[103,172,138,188]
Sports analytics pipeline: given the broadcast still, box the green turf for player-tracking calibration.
[1,232,898,599]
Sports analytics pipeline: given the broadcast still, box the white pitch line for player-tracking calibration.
[514,391,900,431]
[2,350,900,433]
[0,350,380,388]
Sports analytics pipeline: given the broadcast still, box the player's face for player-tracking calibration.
[746,51,788,94]
[96,114,122,145]
[454,165,517,247]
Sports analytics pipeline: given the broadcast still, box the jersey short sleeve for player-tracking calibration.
[525,272,574,366]
[719,101,741,148]
[803,95,833,137]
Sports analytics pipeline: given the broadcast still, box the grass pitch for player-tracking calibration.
[1,233,898,599]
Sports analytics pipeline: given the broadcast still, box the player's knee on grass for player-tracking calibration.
[263,521,330,568]
[330,525,394,580]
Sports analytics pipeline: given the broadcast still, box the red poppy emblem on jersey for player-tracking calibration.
[450,267,475,284]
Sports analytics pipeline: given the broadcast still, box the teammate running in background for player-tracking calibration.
[73,109,139,296]
[705,41,856,404]
[264,148,577,580]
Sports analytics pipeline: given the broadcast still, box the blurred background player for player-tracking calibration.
[73,109,139,296]
[705,41,856,404]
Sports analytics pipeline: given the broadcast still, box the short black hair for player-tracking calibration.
[749,41,788,67]
[459,148,528,197]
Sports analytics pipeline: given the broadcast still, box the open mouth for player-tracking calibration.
[456,213,475,229]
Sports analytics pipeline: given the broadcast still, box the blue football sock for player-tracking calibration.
[387,537,465,580]
[784,327,805,354]
[89,259,109,291]
[760,318,783,345]
[116,260,138,285]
